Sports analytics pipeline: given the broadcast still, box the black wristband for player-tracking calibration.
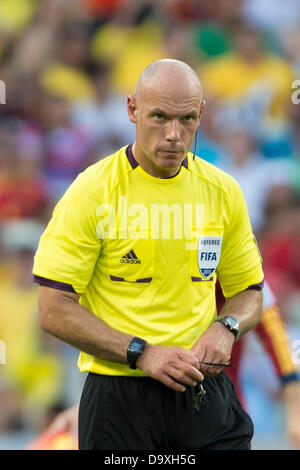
[127,337,147,369]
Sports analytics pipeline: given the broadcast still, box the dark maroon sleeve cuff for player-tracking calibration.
[33,275,76,293]
[246,279,264,291]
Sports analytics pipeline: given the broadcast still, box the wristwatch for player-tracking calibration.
[127,337,147,369]
[214,315,240,340]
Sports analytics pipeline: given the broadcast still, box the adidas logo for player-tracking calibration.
[120,250,141,264]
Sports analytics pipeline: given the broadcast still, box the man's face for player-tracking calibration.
[128,77,204,174]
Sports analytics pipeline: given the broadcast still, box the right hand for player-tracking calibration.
[136,344,204,392]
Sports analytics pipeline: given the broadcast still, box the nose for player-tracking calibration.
[166,119,181,143]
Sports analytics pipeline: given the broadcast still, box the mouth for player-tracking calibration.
[158,149,182,155]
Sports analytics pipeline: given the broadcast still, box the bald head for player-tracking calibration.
[134,59,203,102]
[127,58,205,178]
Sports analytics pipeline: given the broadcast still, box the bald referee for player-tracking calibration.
[33,59,264,450]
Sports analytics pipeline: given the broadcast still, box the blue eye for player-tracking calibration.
[155,114,164,120]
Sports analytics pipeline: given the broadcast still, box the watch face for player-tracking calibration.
[130,343,141,354]
[224,316,240,336]
[127,338,146,369]
[226,316,239,329]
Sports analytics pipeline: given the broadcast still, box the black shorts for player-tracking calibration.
[78,371,254,450]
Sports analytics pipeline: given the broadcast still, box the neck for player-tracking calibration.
[131,142,183,179]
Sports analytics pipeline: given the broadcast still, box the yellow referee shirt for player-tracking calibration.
[33,145,263,376]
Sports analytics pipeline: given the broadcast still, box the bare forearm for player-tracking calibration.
[220,289,263,339]
[39,289,133,363]
[38,286,204,392]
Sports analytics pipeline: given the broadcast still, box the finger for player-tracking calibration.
[170,355,204,381]
[178,351,200,370]
[201,365,224,377]
[199,354,224,377]
[176,363,204,382]
[198,350,217,376]
[169,368,199,387]
[197,350,210,376]
[194,345,206,363]
[161,373,186,392]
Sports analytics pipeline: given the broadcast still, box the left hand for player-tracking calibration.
[192,321,235,377]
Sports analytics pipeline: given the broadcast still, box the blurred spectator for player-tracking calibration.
[90,20,167,95]
[209,0,243,25]
[0,220,63,432]
[199,21,295,133]
[0,127,48,220]
[191,22,232,60]
[280,28,300,77]
[0,0,38,36]
[37,91,96,201]
[157,0,242,26]
[290,136,300,195]
[26,403,78,450]
[72,61,135,157]
[84,0,123,20]
[242,0,300,32]
[55,22,92,70]
[217,125,291,233]
[259,192,300,315]
[163,23,198,67]
[195,98,232,165]
[38,13,95,104]
[41,61,94,104]
[165,0,211,24]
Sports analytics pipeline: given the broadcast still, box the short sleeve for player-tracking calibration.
[33,171,102,294]
[217,177,264,298]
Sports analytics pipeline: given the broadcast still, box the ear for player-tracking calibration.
[199,99,206,121]
[127,95,137,124]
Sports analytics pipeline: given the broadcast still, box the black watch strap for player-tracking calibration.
[127,337,147,369]
[215,315,240,339]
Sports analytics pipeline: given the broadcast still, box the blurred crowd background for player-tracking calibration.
[0,0,300,450]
